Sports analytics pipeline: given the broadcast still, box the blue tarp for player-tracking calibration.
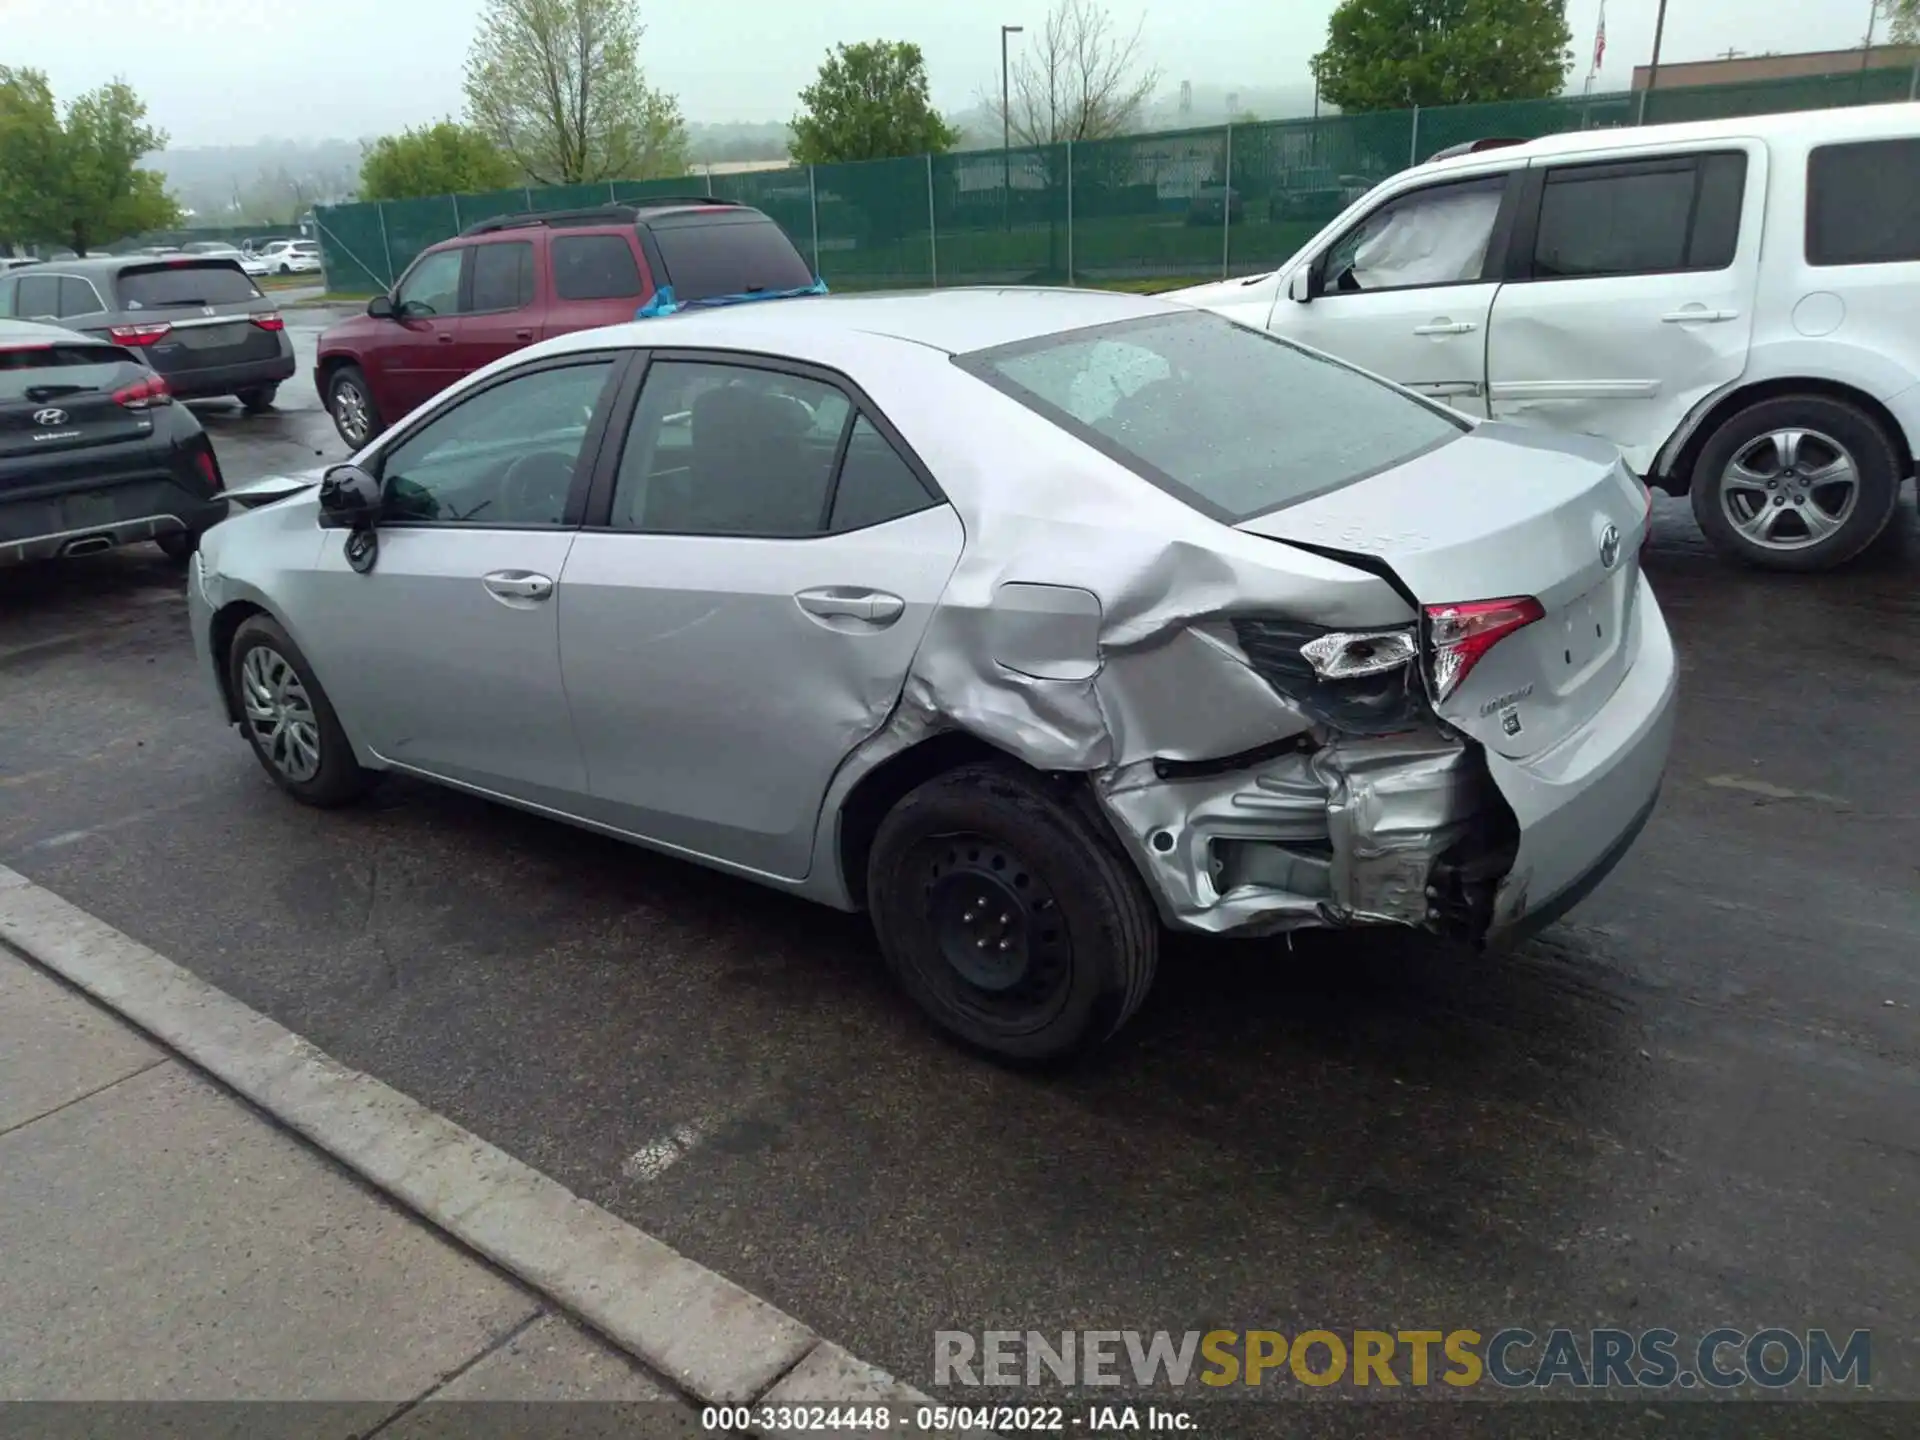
[635,277,829,320]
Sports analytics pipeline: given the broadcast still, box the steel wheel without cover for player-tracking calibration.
[1718,427,1860,554]
[913,831,1074,1034]
[240,644,322,783]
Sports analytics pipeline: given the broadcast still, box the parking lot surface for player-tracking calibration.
[2,315,1917,1429]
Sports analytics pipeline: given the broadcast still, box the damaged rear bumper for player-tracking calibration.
[1091,580,1677,944]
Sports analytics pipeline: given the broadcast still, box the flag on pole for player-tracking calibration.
[1592,1,1608,75]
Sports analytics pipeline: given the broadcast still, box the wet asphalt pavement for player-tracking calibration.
[2,309,1918,1434]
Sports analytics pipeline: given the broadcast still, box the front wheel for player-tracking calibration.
[1689,394,1901,571]
[866,763,1158,1063]
[227,615,372,807]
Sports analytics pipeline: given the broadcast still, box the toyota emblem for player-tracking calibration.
[33,407,69,427]
[1599,522,1622,570]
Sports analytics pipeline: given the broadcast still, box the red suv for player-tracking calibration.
[315,200,817,448]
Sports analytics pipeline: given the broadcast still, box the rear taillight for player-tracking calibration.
[109,322,172,346]
[251,311,285,331]
[1424,597,1545,703]
[113,373,173,409]
[194,447,222,492]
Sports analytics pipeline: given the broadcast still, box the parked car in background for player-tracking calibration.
[257,240,321,275]
[0,255,295,412]
[314,198,817,447]
[191,291,1672,1062]
[239,251,273,277]
[1171,103,1920,571]
[241,238,291,258]
[1,318,227,565]
[0,257,44,274]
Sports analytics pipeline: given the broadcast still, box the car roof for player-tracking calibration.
[25,254,236,274]
[0,316,111,346]
[567,287,1177,360]
[1419,100,1920,179]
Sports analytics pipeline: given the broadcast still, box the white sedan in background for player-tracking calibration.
[259,240,322,275]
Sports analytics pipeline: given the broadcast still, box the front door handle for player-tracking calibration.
[1661,307,1740,324]
[438,331,456,344]
[483,570,554,601]
[795,587,905,626]
[1413,319,1476,336]
[514,328,534,342]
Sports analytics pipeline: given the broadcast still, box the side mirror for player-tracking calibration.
[367,294,397,319]
[1286,267,1314,304]
[317,463,383,529]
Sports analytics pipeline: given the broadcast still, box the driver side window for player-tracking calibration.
[1317,174,1508,295]
[377,360,616,528]
[395,247,465,317]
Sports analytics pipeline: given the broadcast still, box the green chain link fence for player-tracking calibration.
[312,64,1920,297]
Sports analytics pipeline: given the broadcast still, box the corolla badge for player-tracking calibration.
[1599,522,1622,570]
[33,407,69,427]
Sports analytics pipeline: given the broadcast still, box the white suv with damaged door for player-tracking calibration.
[1171,104,1920,571]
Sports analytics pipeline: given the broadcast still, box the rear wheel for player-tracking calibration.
[1689,394,1901,571]
[326,364,382,449]
[227,615,371,807]
[236,384,277,413]
[866,763,1158,1063]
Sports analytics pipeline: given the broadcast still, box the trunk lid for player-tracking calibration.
[1236,422,1649,759]
[0,341,154,466]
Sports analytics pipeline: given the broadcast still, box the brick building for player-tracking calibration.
[1632,45,1920,90]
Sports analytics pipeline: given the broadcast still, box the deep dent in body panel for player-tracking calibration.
[837,535,1499,939]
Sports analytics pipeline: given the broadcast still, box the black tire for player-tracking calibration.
[1689,394,1901,572]
[154,529,202,561]
[226,615,371,808]
[866,762,1158,1063]
[236,384,277,413]
[326,363,382,449]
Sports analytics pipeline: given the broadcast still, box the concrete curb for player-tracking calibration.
[0,865,960,1430]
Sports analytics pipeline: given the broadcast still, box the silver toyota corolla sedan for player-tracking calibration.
[188,289,1675,1062]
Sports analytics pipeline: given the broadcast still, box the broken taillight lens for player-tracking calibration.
[194,446,222,491]
[1424,597,1544,703]
[113,373,173,409]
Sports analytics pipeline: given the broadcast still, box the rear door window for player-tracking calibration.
[553,234,645,300]
[650,217,813,302]
[1529,152,1748,279]
[470,240,534,311]
[15,275,60,319]
[116,261,262,309]
[1807,137,1920,266]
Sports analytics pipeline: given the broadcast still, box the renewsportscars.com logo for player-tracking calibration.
[933,1328,1872,1391]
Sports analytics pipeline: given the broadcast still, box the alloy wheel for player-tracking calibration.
[332,379,371,446]
[1718,427,1860,553]
[240,644,323,783]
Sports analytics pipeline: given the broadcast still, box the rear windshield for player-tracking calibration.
[957,310,1466,522]
[116,261,261,310]
[651,216,813,302]
[0,343,136,400]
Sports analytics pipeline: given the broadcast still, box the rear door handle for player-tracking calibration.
[1661,307,1740,323]
[1413,320,1476,336]
[437,331,456,343]
[482,570,554,601]
[514,328,534,342]
[795,587,905,626]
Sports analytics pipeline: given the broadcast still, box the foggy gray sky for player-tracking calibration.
[0,0,1889,146]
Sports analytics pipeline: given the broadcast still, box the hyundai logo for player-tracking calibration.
[1599,522,1622,570]
[33,407,69,427]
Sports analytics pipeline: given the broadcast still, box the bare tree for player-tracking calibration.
[986,0,1162,147]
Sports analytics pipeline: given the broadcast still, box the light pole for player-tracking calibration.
[1637,0,1671,125]
[1002,24,1023,230]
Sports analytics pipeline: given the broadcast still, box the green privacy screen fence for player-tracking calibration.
[314,64,1919,297]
